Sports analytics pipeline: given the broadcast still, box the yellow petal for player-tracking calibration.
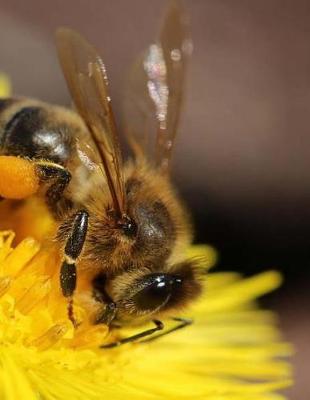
[0,218,292,399]
[0,350,36,400]
[0,74,11,98]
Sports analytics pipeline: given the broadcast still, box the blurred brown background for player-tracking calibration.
[0,0,309,397]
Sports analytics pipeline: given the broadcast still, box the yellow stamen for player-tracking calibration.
[29,324,69,351]
[0,276,11,297]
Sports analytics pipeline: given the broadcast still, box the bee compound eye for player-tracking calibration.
[131,274,182,312]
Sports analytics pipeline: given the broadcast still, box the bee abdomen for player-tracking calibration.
[0,98,73,166]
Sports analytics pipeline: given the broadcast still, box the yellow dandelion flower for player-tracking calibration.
[0,197,292,400]
[0,76,292,399]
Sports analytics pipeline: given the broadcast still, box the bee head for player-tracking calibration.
[102,260,203,325]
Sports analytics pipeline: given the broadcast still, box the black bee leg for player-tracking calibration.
[92,273,117,325]
[141,317,192,343]
[95,302,117,325]
[101,318,192,349]
[60,210,89,328]
[35,161,72,216]
[100,320,164,349]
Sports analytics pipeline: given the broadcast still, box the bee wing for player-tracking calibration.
[56,28,126,217]
[124,2,192,173]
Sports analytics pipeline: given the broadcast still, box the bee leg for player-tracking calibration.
[35,161,72,216]
[140,317,192,343]
[92,273,117,325]
[0,157,71,210]
[95,302,117,325]
[100,320,164,349]
[0,156,40,199]
[60,210,89,328]
[101,317,192,349]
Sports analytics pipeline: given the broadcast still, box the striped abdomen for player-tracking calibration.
[0,97,86,166]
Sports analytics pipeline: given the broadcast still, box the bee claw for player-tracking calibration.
[67,297,80,329]
[95,302,117,325]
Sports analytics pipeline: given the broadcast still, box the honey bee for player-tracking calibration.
[0,3,203,347]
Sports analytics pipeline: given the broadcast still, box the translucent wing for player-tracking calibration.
[124,2,192,173]
[56,28,126,217]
